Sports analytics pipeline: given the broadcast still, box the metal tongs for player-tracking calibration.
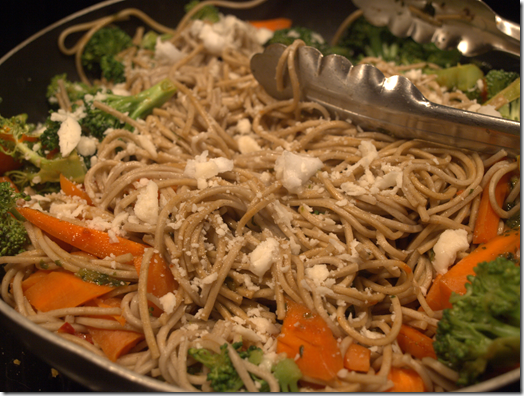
[352,0,520,57]
[250,44,520,156]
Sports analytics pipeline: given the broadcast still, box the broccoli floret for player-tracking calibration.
[267,27,329,54]
[79,77,177,139]
[434,257,521,387]
[46,73,101,105]
[184,0,220,23]
[99,55,127,84]
[337,16,461,67]
[485,69,519,100]
[39,114,61,152]
[0,182,30,257]
[81,26,133,82]
[272,358,302,392]
[0,113,87,189]
[140,30,173,51]
[188,342,269,392]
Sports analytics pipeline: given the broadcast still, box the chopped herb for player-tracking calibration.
[76,268,128,287]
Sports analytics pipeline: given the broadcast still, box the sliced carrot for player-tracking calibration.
[82,296,144,361]
[16,207,177,298]
[87,297,127,326]
[427,228,520,311]
[423,273,442,312]
[276,299,343,381]
[0,176,20,192]
[343,343,371,373]
[396,324,436,360]
[472,173,511,244]
[60,173,92,205]
[24,270,114,312]
[386,367,425,392]
[248,18,292,31]
[21,269,52,291]
[87,327,144,362]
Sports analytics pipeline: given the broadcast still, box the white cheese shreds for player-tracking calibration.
[305,265,330,285]
[275,150,323,193]
[432,229,470,275]
[237,135,261,154]
[159,292,177,314]
[478,104,503,118]
[50,113,82,157]
[249,238,279,277]
[76,136,98,157]
[236,118,251,134]
[183,150,234,189]
[134,180,159,225]
[155,37,184,63]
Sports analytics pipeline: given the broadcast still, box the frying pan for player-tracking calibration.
[0,0,520,391]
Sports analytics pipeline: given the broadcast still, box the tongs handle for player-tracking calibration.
[250,44,520,156]
[352,0,520,57]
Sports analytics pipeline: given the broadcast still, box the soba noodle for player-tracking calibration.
[1,2,520,392]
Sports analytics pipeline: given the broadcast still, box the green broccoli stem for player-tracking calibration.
[272,358,302,392]
[8,150,86,185]
[472,320,520,340]
[429,64,485,93]
[483,78,520,110]
[105,78,177,120]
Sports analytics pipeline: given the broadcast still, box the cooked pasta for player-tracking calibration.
[0,1,520,392]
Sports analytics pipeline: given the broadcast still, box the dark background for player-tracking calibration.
[0,0,521,392]
[0,1,520,58]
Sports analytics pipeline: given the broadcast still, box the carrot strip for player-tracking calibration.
[343,343,371,373]
[21,269,52,291]
[427,228,520,310]
[0,176,19,192]
[248,18,292,31]
[82,297,144,361]
[60,173,92,205]
[16,207,177,298]
[472,173,511,244]
[423,273,442,312]
[24,270,114,312]
[276,299,343,381]
[396,324,436,360]
[89,297,127,326]
[386,367,425,392]
[87,327,144,362]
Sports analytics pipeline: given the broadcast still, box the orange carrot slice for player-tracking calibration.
[249,18,292,31]
[276,299,343,381]
[0,176,19,192]
[60,173,92,205]
[24,270,114,312]
[343,343,371,373]
[472,173,511,244]
[427,228,520,310]
[87,327,144,362]
[21,269,52,291]
[16,207,177,298]
[386,367,425,392]
[396,324,436,360]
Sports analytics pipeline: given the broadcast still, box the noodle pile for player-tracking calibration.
[0,2,520,392]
